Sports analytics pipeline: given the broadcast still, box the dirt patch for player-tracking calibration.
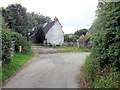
[32,46,68,54]
[77,66,93,88]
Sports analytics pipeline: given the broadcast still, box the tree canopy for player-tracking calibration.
[74,29,88,36]
[2,4,27,36]
[2,3,51,39]
[35,25,45,43]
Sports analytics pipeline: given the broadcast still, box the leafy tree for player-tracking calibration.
[2,4,51,41]
[35,14,51,25]
[30,12,51,25]
[64,34,77,43]
[27,12,38,30]
[2,4,28,36]
[74,29,88,37]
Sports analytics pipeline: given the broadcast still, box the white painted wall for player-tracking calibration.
[45,21,64,45]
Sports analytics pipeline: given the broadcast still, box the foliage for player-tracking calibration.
[26,12,51,34]
[26,12,38,30]
[2,4,51,37]
[84,56,94,81]
[91,2,120,71]
[64,34,77,42]
[74,29,88,37]
[93,72,119,88]
[11,32,31,53]
[33,13,51,25]
[2,51,34,82]
[0,13,2,64]
[2,21,12,64]
[64,29,89,43]
[27,12,51,43]
[85,2,120,88]
[35,25,45,43]
[2,4,28,36]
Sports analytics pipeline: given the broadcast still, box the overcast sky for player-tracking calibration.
[1,0,98,34]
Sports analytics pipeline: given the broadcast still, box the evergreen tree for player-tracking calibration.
[35,25,45,43]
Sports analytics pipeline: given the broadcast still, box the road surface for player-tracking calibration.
[4,46,90,88]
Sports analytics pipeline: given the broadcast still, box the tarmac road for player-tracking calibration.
[4,46,90,88]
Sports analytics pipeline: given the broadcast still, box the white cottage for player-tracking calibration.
[43,17,64,45]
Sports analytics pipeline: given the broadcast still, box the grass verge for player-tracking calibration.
[54,46,90,52]
[2,51,34,83]
[84,56,94,81]
[84,55,120,88]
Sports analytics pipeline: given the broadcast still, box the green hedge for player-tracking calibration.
[84,2,120,88]
[11,32,31,53]
[91,2,120,72]
[84,55,120,88]
[2,25,31,64]
[2,27,12,64]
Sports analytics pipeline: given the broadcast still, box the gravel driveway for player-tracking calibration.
[4,46,90,88]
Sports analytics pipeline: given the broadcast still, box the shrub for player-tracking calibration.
[91,1,120,72]
[22,40,31,53]
[94,72,119,88]
[89,2,120,88]
[11,32,31,53]
[2,27,12,64]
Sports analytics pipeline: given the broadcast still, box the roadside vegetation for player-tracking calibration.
[2,51,34,83]
[64,29,88,43]
[84,2,120,88]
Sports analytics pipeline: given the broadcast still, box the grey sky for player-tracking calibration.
[1,0,98,34]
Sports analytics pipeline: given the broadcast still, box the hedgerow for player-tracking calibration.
[2,21,31,65]
[11,32,31,53]
[84,2,120,88]
[2,24,12,64]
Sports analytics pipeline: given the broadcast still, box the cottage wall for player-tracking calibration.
[45,21,64,45]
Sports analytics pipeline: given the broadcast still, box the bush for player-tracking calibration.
[11,32,31,53]
[91,2,120,72]
[84,55,120,88]
[22,41,31,53]
[88,2,120,88]
[94,72,119,88]
[2,26,12,64]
